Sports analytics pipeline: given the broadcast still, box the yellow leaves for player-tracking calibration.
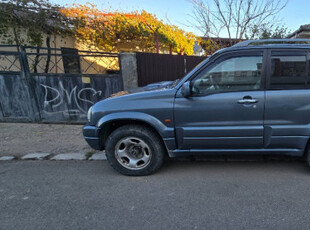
[61,4,197,54]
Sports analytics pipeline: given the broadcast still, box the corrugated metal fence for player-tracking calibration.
[136,52,206,86]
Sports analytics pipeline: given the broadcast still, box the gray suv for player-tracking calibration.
[84,39,310,175]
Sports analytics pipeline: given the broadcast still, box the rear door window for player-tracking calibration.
[269,51,308,89]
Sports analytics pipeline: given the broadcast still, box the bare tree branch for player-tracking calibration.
[189,0,287,42]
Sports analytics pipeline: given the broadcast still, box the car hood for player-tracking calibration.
[131,81,173,92]
[109,81,173,98]
[90,82,177,125]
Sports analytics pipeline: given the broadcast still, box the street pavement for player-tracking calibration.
[1,160,310,230]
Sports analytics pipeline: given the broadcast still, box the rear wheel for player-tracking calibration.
[105,125,165,176]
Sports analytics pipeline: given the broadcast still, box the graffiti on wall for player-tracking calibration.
[40,82,102,116]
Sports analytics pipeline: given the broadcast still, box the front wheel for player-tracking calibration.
[105,125,166,176]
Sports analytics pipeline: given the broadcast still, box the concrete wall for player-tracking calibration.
[119,53,138,90]
[0,28,75,49]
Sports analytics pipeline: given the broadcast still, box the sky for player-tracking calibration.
[51,0,310,37]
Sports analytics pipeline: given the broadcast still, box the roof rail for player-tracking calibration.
[233,39,310,47]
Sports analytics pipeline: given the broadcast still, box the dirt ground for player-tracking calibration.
[0,123,97,157]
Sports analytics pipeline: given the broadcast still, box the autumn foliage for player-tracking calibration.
[60,4,196,55]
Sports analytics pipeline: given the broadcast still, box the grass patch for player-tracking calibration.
[85,151,96,159]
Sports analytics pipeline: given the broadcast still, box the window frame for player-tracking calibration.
[188,50,267,97]
[266,49,310,90]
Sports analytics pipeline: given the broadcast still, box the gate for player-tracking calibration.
[136,52,206,86]
[0,46,37,122]
[0,45,123,123]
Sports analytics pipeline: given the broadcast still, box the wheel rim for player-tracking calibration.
[114,137,152,170]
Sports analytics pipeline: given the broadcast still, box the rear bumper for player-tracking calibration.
[83,125,102,150]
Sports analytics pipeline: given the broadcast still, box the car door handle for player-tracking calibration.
[237,99,258,104]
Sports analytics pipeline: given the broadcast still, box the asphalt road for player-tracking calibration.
[1,160,310,230]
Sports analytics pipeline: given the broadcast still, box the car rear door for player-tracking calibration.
[264,49,310,152]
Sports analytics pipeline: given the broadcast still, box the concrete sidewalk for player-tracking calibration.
[0,123,96,157]
[0,122,305,163]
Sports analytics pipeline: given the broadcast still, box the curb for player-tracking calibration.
[0,152,107,161]
[0,153,303,162]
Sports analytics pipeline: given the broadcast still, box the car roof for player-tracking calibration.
[176,39,310,89]
[215,39,310,55]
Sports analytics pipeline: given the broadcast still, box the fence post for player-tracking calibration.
[119,53,138,90]
[184,55,187,75]
[19,46,41,121]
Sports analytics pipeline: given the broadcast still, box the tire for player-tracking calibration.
[306,144,310,167]
[105,125,166,176]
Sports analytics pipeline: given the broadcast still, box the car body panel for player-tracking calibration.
[174,90,265,149]
[84,88,177,151]
[83,44,310,158]
[264,89,310,150]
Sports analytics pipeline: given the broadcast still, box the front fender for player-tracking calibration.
[96,112,175,139]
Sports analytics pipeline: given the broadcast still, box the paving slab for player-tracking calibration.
[51,153,86,160]
[21,153,50,160]
[89,152,107,161]
[0,123,92,157]
[0,156,16,161]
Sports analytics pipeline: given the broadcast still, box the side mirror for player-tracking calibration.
[181,81,191,98]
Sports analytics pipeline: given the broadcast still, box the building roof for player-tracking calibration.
[201,37,245,42]
[287,24,310,38]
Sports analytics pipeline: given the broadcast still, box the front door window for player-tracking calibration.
[191,56,263,96]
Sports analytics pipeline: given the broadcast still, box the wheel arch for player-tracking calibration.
[96,112,174,153]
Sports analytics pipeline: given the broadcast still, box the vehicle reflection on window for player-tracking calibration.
[192,56,262,95]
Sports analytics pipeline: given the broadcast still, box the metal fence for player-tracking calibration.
[136,52,206,86]
[0,45,123,123]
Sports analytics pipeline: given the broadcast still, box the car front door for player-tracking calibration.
[174,50,266,152]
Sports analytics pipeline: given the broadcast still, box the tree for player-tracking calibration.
[190,0,287,42]
[0,0,71,47]
[0,0,71,72]
[249,24,289,39]
[60,4,196,55]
